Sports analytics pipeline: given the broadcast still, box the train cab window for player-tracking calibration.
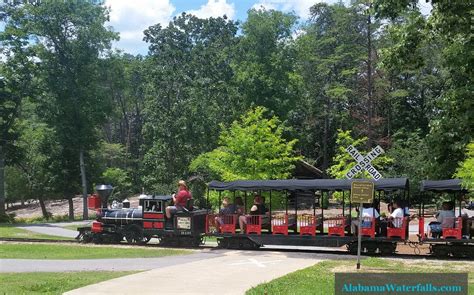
[144,200,162,213]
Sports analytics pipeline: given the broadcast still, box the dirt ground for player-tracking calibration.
[6,196,141,219]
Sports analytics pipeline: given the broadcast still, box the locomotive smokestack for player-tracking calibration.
[95,184,113,208]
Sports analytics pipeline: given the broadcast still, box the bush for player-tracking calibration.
[0,213,16,224]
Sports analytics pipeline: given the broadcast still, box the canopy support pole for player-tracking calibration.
[244,191,247,214]
[269,190,272,233]
[313,190,316,217]
[342,191,345,217]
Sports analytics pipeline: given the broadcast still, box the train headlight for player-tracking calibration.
[176,217,191,229]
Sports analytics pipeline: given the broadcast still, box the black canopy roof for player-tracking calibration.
[420,179,467,192]
[208,178,409,192]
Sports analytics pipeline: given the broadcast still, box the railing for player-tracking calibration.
[387,217,407,239]
[360,217,375,238]
[246,215,263,235]
[272,214,289,235]
[442,217,462,239]
[220,214,238,234]
[327,216,345,237]
[298,214,317,236]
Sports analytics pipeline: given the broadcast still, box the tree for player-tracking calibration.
[327,129,392,180]
[374,0,473,179]
[2,1,118,219]
[0,3,37,215]
[295,3,367,169]
[7,120,63,218]
[142,13,240,192]
[454,142,474,191]
[100,53,146,189]
[385,131,430,196]
[234,8,300,119]
[190,106,302,181]
[378,11,443,138]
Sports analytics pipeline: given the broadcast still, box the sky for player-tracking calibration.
[105,0,344,55]
[105,0,432,55]
[0,0,433,56]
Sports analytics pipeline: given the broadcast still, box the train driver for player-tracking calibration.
[165,180,192,219]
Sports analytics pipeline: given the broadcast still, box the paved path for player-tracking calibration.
[65,250,327,295]
[17,225,80,238]
[0,250,220,273]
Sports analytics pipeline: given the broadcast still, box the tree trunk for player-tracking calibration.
[79,149,88,220]
[38,196,49,219]
[68,195,74,221]
[322,96,329,170]
[0,145,5,215]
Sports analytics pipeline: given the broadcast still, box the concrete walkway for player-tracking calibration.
[17,224,80,238]
[0,250,221,273]
[65,250,324,295]
[16,221,90,238]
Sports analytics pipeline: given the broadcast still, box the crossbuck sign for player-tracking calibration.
[345,145,384,180]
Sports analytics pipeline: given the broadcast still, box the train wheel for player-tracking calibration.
[124,225,145,245]
[347,242,357,255]
[432,245,449,257]
[379,243,396,255]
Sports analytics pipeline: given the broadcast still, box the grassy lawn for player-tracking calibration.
[246,258,474,295]
[0,243,191,259]
[0,271,137,294]
[0,225,74,240]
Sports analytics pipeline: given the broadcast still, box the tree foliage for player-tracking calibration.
[1,1,473,215]
[190,107,302,181]
[327,129,393,179]
[454,143,474,191]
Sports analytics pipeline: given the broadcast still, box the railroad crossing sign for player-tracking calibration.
[345,145,384,180]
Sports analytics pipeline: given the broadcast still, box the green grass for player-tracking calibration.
[246,258,474,295]
[0,225,74,240]
[0,243,191,259]
[0,271,138,294]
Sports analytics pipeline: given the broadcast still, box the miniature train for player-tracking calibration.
[77,180,474,258]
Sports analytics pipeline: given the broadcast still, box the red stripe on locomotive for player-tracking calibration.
[144,222,153,228]
[144,213,164,219]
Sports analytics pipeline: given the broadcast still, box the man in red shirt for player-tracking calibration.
[166,180,192,218]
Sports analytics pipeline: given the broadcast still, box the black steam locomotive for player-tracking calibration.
[77,185,207,247]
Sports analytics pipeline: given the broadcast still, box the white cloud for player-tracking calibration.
[187,0,236,19]
[104,0,175,55]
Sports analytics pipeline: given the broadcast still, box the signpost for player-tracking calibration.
[351,181,374,270]
[345,145,383,269]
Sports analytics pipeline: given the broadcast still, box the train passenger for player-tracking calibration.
[238,195,268,232]
[234,196,244,215]
[351,203,380,234]
[388,200,404,228]
[215,197,236,232]
[165,180,192,219]
[428,201,455,238]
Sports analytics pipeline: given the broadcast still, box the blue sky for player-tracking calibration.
[0,0,432,56]
[105,0,344,55]
[104,0,432,55]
